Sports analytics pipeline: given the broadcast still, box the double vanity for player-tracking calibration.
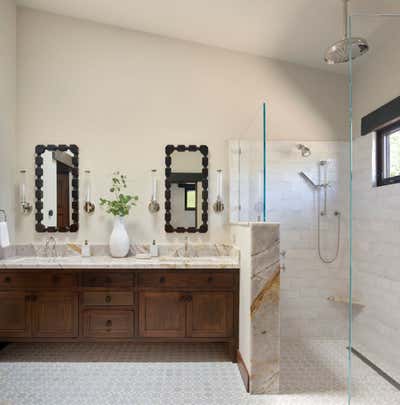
[0,254,239,362]
[0,142,281,394]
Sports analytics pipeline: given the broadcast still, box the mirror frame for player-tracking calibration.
[164,144,208,233]
[35,144,79,233]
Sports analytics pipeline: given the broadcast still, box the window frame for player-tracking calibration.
[376,121,400,187]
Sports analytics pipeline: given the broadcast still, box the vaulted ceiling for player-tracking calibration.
[17,0,400,72]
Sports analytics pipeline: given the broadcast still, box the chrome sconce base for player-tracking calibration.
[148,200,160,214]
[84,201,95,214]
[213,199,224,213]
[21,202,33,215]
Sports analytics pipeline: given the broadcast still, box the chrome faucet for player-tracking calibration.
[184,237,190,258]
[44,236,57,258]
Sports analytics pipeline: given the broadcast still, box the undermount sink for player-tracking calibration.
[158,256,221,262]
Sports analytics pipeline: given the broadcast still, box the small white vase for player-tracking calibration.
[109,217,130,258]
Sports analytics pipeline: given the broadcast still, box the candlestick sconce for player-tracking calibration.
[213,169,225,213]
[19,170,33,214]
[148,169,160,214]
[83,170,95,214]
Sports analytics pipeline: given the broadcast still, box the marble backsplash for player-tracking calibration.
[2,243,239,259]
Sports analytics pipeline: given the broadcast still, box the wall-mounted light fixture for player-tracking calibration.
[148,169,160,214]
[19,170,33,214]
[213,169,224,213]
[83,169,95,214]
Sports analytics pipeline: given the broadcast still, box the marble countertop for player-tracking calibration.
[0,255,239,269]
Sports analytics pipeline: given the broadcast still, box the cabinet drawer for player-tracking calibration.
[82,273,134,288]
[82,292,134,306]
[82,310,134,338]
[0,272,77,289]
[138,271,234,290]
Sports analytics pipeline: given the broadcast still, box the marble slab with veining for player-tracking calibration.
[0,243,240,270]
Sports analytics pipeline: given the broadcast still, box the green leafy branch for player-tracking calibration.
[100,172,138,217]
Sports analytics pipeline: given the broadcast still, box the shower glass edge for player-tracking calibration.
[347,14,354,405]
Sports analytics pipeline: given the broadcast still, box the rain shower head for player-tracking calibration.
[324,0,369,64]
[297,144,311,157]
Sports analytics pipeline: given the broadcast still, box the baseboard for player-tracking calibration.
[237,350,250,392]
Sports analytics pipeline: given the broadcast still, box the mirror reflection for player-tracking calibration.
[35,144,79,232]
[165,145,208,233]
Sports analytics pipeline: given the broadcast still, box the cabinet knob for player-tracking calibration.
[106,320,112,328]
[105,277,112,284]
[25,295,30,302]
[4,277,11,284]
[207,276,213,283]
[159,276,166,284]
[30,295,37,302]
[186,295,192,303]
[105,295,112,304]
[52,275,60,284]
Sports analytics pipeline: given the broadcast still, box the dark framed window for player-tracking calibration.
[376,121,400,187]
[183,184,196,211]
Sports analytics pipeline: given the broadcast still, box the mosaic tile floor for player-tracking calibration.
[0,340,398,405]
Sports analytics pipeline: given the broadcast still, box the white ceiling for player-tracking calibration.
[16,0,400,72]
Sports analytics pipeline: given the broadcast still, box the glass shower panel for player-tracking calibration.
[229,103,265,223]
[348,13,400,405]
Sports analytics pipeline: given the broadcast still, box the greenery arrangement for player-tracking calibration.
[100,172,138,217]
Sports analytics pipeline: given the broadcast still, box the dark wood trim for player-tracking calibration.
[376,121,400,187]
[362,95,400,136]
[237,350,250,392]
[164,144,208,233]
[35,144,79,233]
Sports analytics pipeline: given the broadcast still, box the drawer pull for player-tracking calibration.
[30,295,37,302]
[105,295,112,304]
[52,275,60,284]
[106,320,112,328]
[25,295,30,302]
[186,295,193,303]
[207,276,213,283]
[4,277,11,284]
[159,276,166,284]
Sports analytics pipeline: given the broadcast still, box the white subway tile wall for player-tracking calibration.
[353,134,400,381]
[266,141,350,340]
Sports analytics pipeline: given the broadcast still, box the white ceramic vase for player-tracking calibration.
[109,216,130,258]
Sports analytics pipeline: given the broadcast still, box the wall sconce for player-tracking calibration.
[83,170,95,214]
[213,169,225,213]
[19,170,33,214]
[148,169,160,214]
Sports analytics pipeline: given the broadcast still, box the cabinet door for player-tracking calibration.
[139,292,186,337]
[32,293,78,338]
[187,292,233,338]
[0,293,31,337]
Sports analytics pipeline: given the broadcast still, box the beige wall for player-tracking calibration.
[0,0,16,242]
[16,8,347,244]
[352,22,400,377]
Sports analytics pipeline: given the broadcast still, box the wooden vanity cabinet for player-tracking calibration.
[0,292,31,337]
[31,292,78,338]
[0,268,239,361]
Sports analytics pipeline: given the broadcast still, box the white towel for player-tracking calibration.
[0,221,10,248]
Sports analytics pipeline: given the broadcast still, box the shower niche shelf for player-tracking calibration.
[327,296,364,307]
